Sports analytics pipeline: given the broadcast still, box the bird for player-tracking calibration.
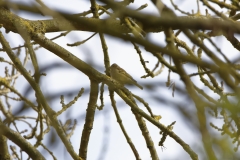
[110,63,143,90]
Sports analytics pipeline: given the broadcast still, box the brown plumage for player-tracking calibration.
[110,63,143,90]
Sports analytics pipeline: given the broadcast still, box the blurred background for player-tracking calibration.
[1,0,240,160]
